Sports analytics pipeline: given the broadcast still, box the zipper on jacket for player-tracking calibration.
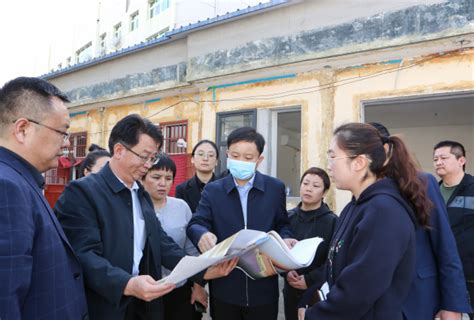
[245,275,249,306]
[244,223,249,306]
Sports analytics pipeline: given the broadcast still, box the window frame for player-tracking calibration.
[113,23,122,47]
[130,11,139,32]
[215,109,257,175]
[159,120,188,155]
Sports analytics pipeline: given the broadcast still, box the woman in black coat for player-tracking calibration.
[175,140,219,213]
[284,167,337,320]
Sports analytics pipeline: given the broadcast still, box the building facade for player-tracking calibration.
[44,0,474,211]
[48,0,266,71]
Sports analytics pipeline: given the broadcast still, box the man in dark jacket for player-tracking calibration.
[0,77,88,319]
[55,114,235,320]
[373,123,471,319]
[434,140,474,319]
[187,127,295,320]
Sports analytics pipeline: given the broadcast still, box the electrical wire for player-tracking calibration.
[80,47,470,137]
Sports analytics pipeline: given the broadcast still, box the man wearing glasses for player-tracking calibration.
[55,114,236,320]
[0,77,88,319]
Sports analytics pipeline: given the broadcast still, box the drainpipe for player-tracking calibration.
[99,107,106,147]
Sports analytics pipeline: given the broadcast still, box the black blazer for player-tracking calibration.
[175,174,215,213]
[55,163,203,320]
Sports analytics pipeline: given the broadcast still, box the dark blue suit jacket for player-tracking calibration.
[0,147,88,319]
[187,171,292,307]
[55,163,203,320]
[402,173,471,318]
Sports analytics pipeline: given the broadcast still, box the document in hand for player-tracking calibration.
[158,229,322,284]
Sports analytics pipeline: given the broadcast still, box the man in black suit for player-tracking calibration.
[0,77,87,319]
[55,114,236,320]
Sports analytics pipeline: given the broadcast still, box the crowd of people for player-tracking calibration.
[0,76,473,320]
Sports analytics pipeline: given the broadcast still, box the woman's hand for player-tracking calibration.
[190,283,208,308]
[287,270,308,290]
[298,307,306,320]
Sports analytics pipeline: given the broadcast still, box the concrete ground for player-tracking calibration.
[203,278,471,320]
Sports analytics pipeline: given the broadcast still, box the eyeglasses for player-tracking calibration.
[17,118,70,142]
[122,144,159,164]
[195,151,216,159]
[327,154,358,163]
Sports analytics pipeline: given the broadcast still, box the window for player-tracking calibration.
[99,33,107,55]
[272,110,301,197]
[44,132,87,185]
[147,27,169,41]
[76,42,92,64]
[68,132,87,180]
[216,110,256,175]
[149,0,170,18]
[113,23,122,47]
[161,120,187,154]
[130,11,139,31]
[68,132,87,159]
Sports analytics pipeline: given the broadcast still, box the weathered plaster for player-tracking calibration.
[188,0,473,80]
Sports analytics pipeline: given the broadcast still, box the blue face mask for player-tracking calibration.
[227,158,256,180]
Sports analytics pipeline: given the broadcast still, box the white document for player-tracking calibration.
[158,229,323,285]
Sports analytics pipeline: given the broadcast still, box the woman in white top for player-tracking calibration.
[142,154,208,320]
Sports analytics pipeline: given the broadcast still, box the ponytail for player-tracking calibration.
[334,123,431,228]
[383,136,431,227]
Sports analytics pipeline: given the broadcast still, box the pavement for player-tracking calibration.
[203,277,471,320]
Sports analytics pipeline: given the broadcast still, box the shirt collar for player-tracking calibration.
[0,147,45,189]
[233,173,256,188]
[114,172,139,191]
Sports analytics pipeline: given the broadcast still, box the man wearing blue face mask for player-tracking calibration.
[187,126,296,320]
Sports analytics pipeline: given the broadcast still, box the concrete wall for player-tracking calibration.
[54,0,474,213]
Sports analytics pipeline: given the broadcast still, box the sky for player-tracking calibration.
[0,0,88,86]
[0,0,267,86]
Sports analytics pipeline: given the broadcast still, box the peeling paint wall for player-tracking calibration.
[51,0,473,213]
[48,0,472,109]
[65,48,473,213]
[188,0,472,80]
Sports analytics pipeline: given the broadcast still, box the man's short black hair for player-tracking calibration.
[108,114,163,155]
[145,154,177,180]
[0,77,70,131]
[434,140,466,171]
[227,127,265,155]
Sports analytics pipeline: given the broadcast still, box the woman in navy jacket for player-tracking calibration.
[301,123,432,320]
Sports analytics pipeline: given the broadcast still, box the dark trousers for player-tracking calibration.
[124,242,157,320]
[468,281,474,320]
[212,297,278,320]
[163,283,203,320]
[283,282,304,320]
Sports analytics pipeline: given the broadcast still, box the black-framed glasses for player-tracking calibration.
[122,144,159,164]
[14,118,70,142]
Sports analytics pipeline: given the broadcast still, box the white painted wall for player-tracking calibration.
[389,125,474,176]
